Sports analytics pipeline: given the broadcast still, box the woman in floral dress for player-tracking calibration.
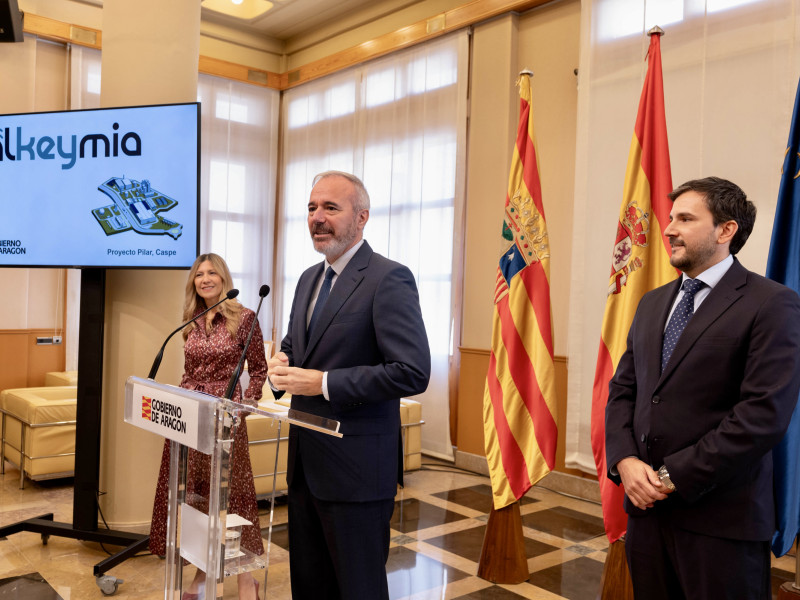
[149,253,266,600]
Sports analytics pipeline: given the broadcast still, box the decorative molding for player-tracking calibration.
[197,55,282,89]
[23,13,101,49]
[283,0,552,89]
[22,0,553,90]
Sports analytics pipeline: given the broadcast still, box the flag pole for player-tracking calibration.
[777,537,800,598]
[480,68,558,584]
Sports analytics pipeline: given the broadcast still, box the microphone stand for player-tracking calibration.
[223,285,270,400]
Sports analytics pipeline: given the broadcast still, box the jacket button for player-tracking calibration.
[652,396,660,404]
[640,434,647,442]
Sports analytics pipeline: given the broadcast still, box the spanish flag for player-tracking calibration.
[483,72,558,510]
[590,31,677,542]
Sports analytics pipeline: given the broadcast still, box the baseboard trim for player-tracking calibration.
[453,449,600,503]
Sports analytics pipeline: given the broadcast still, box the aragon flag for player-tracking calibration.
[589,30,678,542]
[766,75,800,558]
[483,71,558,510]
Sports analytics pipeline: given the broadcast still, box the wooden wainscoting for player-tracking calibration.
[456,347,591,478]
[0,330,66,391]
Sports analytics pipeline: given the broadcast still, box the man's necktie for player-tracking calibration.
[308,266,335,336]
[661,278,704,372]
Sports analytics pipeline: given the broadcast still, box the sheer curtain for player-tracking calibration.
[278,31,469,459]
[197,75,280,335]
[566,0,800,472]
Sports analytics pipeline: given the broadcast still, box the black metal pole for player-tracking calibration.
[73,267,105,530]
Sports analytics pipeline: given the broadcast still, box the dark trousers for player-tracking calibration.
[625,512,771,600]
[288,455,396,600]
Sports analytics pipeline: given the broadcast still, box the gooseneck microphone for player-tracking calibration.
[223,284,271,400]
[147,288,239,380]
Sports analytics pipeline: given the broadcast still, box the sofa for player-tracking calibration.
[0,385,78,488]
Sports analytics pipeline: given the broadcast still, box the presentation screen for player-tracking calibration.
[0,102,200,268]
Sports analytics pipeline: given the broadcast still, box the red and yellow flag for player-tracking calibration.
[590,32,677,542]
[483,73,558,510]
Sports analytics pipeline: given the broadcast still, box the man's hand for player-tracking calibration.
[616,457,671,509]
[268,351,324,396]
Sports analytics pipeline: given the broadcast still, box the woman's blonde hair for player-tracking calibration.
[182,253,242,340]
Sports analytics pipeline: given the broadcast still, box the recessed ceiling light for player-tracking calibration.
[201,0,273,20]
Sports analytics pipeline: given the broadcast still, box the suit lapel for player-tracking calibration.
[302,242,372,363]
[657,259,746,386]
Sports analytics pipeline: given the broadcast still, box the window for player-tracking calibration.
[277,32,469,459]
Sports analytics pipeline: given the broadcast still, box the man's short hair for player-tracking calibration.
[312,170,371,212]
[668,176,756,255]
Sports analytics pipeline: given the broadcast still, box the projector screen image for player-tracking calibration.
[0,102,200,268]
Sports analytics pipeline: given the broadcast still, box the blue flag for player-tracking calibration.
[766,77,800,558]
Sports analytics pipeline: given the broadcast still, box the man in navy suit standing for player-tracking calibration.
[268,170,430,599]
[605,177,800,599]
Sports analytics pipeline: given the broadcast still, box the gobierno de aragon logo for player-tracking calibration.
[0,240,26,255]
[0,122,142,171]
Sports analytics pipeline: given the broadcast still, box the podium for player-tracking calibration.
[125,376,341,600]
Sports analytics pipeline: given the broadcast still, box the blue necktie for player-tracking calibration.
[308,266,335,336]
[661,278,704,372]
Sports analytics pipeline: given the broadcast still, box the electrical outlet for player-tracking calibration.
[53,336,62,344]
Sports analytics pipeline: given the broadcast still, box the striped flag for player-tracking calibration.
[766,75,800,557]
[590,31,677,542]
[483,72,558,510]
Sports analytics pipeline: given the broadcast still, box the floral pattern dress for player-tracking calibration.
[149,307,267,557]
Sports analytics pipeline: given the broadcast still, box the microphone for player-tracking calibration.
[147,288,239,380]
[223,284,271,400]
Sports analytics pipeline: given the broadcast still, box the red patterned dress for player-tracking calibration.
[149,307,267,557]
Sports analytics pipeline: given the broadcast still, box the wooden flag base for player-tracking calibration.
[779,583,800,599]
[477,502,528,584]
[599,538,634,600]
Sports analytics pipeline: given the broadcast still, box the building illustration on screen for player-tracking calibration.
[91,176,183,239]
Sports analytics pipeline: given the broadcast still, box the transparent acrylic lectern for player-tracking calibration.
[124,375,342,600]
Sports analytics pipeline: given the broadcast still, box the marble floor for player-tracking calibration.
[0,460,797,599]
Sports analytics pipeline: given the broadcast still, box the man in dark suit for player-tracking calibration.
[268,170,431,599]
[606,177,800,599]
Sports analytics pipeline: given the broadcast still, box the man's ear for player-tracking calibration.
[357,209,369,229]
[717,220,738,246]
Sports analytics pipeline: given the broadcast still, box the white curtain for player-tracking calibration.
[197,75,280,336]
[566,0,800,472]
[70,45,101,110]
[277,31,470,460]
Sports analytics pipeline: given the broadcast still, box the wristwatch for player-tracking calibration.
[657,465,676,492]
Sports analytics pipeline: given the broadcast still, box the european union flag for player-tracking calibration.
[766,76,800,557]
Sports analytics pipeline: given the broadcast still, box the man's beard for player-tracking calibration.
[669,232,718,273]
[311,218,358,260]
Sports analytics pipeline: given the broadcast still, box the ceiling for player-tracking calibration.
[200,0,417,41]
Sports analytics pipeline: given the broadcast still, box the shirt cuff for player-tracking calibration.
[322,371,330,401]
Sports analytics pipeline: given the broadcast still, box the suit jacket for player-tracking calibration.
[606,258,800,541]
[280,241,431,503]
